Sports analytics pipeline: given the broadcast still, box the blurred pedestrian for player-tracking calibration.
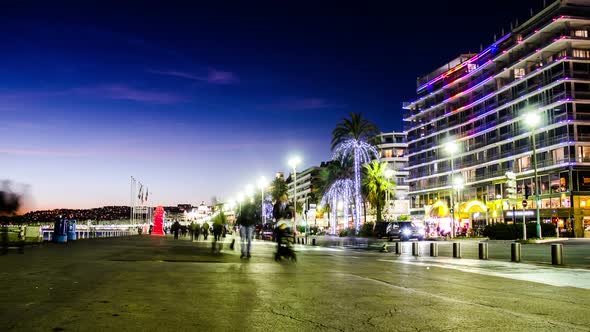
[202,221,210,240]
[237,201,259,259]
[172,220,180,239]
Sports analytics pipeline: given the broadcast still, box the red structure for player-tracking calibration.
[152,206,165,236]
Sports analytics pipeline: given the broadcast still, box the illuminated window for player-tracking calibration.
[383,149,393,158]
[467,63,478,73]
[395,149,404,157]
[518,156,531,172]
[573,49,590,58]
[517,34,523,42]
[573,30,589,38]
[514,68,525,79]
[579,146,590,162]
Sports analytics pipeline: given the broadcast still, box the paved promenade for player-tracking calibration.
[1,235,590,331]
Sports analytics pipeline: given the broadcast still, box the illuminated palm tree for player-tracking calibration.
[331,113,379,233]
[321,178,354,234]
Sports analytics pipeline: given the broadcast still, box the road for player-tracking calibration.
[1,235,589,331]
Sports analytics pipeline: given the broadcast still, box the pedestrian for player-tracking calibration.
[172,220,180,239]
[237,201,259,259]
[202,222,210,240]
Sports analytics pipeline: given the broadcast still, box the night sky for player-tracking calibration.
[0,0,547,210]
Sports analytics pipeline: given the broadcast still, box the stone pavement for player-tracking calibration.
[1,235,590,331]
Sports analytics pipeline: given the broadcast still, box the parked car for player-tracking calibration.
[386,221,425,241]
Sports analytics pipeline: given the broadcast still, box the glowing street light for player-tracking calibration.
[288,156,302,233]
[257,176,268,225]
[237,192,245,214]
[524,111,542,239]
[444,140,460,238]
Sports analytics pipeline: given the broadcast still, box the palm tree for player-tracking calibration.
[363,161,395,223]
[331,113,380,232]
[321,178,354,234]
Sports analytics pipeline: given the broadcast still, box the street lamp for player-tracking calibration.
[444,141,460,238]
[384,168,395,220]
[236,192,245,215]
[245,184,255,204]
[257,176,268,225]
[288,156,302,233]
[524,112,542,239]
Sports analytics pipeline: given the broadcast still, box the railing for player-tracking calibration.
[38,225,141,242]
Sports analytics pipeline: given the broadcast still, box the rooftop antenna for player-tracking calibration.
[501,28,505,35]
[515,18,519,27]
[530,8,534,17]
[480,44,483,52]
[494,34,497,42]
[510,22,513,30]
[543,0,547,8]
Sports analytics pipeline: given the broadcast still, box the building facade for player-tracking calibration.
[376,131,410,219]
[404,0,590,237]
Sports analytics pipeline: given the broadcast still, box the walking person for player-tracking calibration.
[237,201,259,259]
[202,221,210,240]
[172,220,180,240]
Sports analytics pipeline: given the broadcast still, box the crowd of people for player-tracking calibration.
[161,201,295,261]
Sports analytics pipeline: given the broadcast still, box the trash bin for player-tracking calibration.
[54,218,68,243]
[67,219,77,241]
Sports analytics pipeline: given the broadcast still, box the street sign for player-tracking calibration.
[522,200,528,208]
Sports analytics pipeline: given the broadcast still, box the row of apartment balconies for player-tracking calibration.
[407,62,590,143]
[411,16,590,103]
[407,39,590,126]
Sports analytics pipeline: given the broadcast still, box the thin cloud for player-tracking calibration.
[258,98,344,112]
[148,68,239,85]
[72,84,188,104]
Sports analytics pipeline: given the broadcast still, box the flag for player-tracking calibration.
[145,188,149,202]
[138,184,143,201]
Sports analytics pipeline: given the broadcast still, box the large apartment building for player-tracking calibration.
[376,131,410,218]
[403,0,590,237]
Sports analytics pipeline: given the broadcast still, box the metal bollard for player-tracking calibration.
[297,237,300,244]
[478,242,488,260]
[551,243,563,265]
[511,242,521,262]
[453,242,462,258]
[395,242,402,255]
[412,242,419,256]
[312,238,316,246]
[430,243,438,257]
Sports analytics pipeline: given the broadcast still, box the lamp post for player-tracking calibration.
[453,175,464,234]
[289,156,302,233]
[384,168,395,220]
[257,176,267,225]
[525,112,542,239]
[444,141,459,238]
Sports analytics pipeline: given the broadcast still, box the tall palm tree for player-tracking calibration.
[363,161,395,223]
[331,113,380,232]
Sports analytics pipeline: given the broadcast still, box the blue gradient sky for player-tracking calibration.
[0,1,541,210]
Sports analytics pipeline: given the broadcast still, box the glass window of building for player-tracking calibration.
[382,149,393,158]
[573,49,590,58]
[514,68,526,79]
[579,146,590,162]
[573,30,589,38]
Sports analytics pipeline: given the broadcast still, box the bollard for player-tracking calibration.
[312,238,316,246]
[412,242,419,256]
[296,237,300,244]
[430,243,438,257]
[511,242,521,262]
[551,243,563,265]
[452,242,462,258]
[478,242,488,260]
[395,242,402,255]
